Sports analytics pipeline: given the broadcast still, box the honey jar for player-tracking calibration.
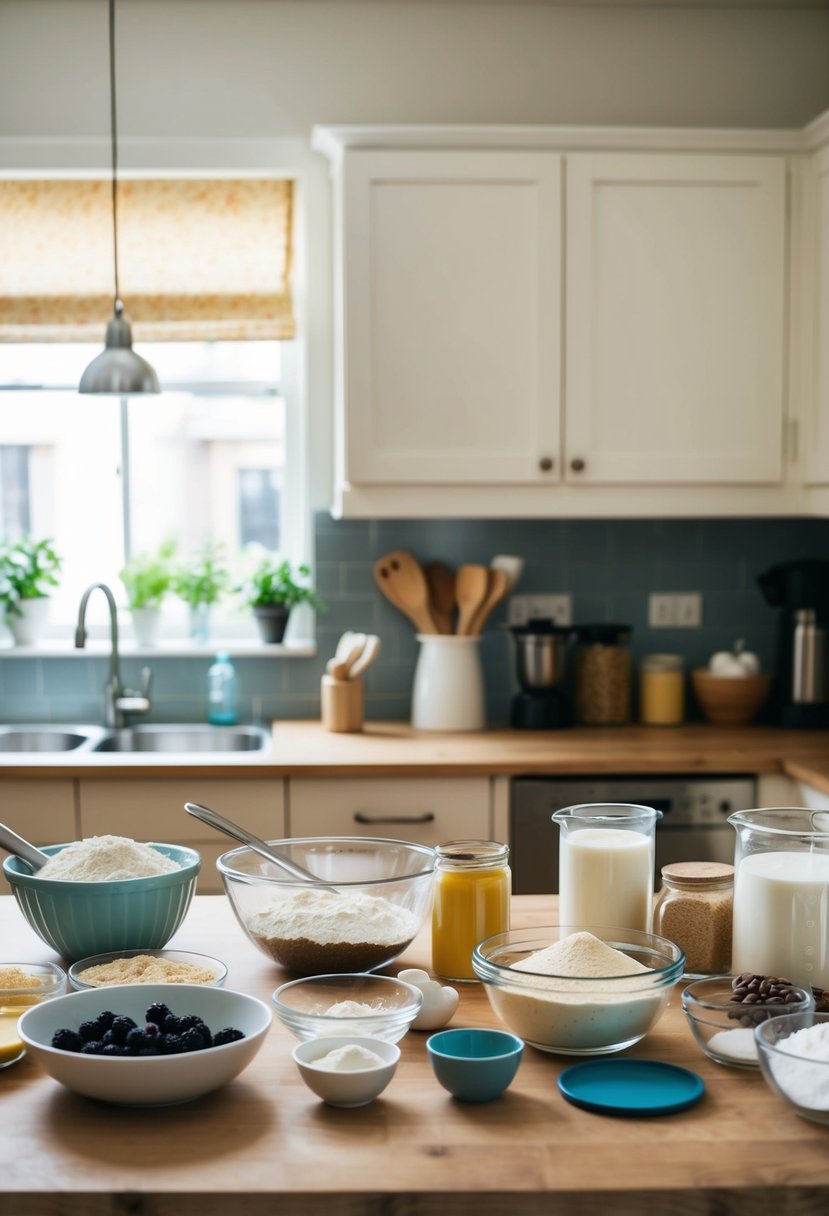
[431,840,510,982]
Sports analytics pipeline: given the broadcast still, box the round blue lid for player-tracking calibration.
[557,1059,704,1117]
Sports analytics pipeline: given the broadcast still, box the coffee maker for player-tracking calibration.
[758,560,829,728]
[508,619,573,729]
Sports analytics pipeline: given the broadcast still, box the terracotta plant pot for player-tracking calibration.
[253,605,290,644]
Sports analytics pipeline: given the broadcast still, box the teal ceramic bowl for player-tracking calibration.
[3,843,200,962]
[426,1027,523,1103]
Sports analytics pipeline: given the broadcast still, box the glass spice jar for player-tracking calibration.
[573,624,632,725]
[640,653,685,726]
[652,861,734,978]
[432,840,510,983]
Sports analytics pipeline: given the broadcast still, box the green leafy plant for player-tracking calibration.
[120,541,176,610]
[172,542,230,607]
[0,536,62,617]
[236,558,323,612]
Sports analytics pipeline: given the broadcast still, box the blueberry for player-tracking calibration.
[213,1027,244,1046]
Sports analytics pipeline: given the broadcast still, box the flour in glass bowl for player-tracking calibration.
[37,835,181,882]
[769,1022,829,1112]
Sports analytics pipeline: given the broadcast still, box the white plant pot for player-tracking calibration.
[411,634,486,732]
[132,606,162,648]
[7,597,50,646]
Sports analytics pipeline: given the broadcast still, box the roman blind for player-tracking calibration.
[0,177,295,342]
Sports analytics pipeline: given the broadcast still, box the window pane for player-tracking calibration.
[238,468,281,550]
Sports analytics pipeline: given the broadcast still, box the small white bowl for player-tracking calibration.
[292,1035,400,1107]
[18,983,272,1106]
[68,949,228,991]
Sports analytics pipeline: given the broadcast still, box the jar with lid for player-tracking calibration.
[640,653,684,725]
[432,840,510,982]
[652,861,734,977]
[573,624,632,725]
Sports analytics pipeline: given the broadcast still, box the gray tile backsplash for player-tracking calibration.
[2,513,828,727]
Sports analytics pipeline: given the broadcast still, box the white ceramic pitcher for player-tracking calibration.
[411,635,486,731]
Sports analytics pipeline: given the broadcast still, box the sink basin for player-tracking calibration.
[92,724,271,753]
[0,726,100,753]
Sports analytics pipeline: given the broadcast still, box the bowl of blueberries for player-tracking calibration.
[17,983,272,1105]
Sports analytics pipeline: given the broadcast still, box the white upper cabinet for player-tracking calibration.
[341,150,562,485]
[805,143,829,488]
[565,154,786,485]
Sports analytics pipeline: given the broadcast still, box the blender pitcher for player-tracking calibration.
[729,807,829,989]
[552,803,662,932]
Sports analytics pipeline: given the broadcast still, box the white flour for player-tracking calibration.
[248,889,417,946]
[708,1027,758,1063]
[770,1022,829,1111]
[326,1000,381,1017]
[311,1043,385,1071]
[38,835,180,882]
[512,932,650,982]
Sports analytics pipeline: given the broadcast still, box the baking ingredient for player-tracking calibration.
[728,973,808,1027]
[432,842,510,981]
[707,1027,758,1063]
[732,851,829,988]
[75,955,218,987]
[0,966,52,991]
[310,1043,385,1071]
[652,862,733,975]
[325,1000,380,1017]
[770,1022,829,1111]
[639,654,684,725]
[559,828,653,932]
[247,888,419,974]
[397,968,459,1030]
[0,1011,25,1065]
[50,1002,245,1055]
[574,639,631,725]
[37,835,180,882]
[512,932,649,979]
[709,639,761,677]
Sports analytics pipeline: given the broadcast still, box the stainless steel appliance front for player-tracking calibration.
[510,775,757,895]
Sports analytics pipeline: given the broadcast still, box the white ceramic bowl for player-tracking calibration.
[68,949,228,991]
[18,982,272,1106]
[292,1035,400,1107]
[272,973,422,1043]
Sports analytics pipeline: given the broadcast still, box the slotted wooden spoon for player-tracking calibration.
[455,564,491,636]
[373,550,438,634]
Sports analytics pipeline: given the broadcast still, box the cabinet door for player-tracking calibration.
[289,778,491,847]
[79,779,285,894]
[0,781,76,894]
[342,150,562,483]
[566,153,786,484]
[806,147,829,485]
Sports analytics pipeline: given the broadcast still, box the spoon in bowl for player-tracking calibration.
[0,821,50,872]
[184,802,337,890]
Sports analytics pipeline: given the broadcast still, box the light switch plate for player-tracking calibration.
[508,594,573,627]
[648,593,703,629]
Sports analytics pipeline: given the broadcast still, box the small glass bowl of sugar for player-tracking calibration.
[272,973,422,1043]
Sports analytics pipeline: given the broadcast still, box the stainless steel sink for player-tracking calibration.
[0,725,102,753]
[92,724,271,753]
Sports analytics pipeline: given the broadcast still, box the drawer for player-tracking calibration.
[0,780,77,894]
[288,778,491,847]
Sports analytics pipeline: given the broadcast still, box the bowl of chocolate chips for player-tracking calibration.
[682,973,819,1069]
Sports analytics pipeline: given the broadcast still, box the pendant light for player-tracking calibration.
[79,0,159,394]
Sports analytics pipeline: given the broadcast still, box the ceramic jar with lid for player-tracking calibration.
[652,861,734,978]
[573,624,632,725]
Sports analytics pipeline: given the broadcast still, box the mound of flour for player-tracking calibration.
[38,835,180,882]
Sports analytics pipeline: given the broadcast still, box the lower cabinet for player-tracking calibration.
[78,778,286,894]
[287,778,492,847]
[0,780,77,895]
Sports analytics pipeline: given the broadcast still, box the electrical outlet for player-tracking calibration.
[507,594,573,627]
[648,592,703,629]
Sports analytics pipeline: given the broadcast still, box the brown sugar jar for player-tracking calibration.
[652,861,734,978]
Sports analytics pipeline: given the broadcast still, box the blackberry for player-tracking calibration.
[145,1002,172,1027]
[51,1028,83,1053]
[109,1015,137,1046]
[159,1033,185,1055]
[80,1040,105,1055]
[162,1015,182,1035]
[138,1046,162,1056]
[78,1019,101,1043]
[94,1011,116,1034]
[101,1043,128,1057]
[126,1026,150,1054]
[213,1027,245,1047]
[177,1014,208,1035]
[181,1027,210,1053]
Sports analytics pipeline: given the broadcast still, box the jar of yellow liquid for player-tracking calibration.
[640,653,685,725]
[0,963,65,1068]
[432,840,510,982]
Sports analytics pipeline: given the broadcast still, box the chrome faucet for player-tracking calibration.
[75,582,152,728]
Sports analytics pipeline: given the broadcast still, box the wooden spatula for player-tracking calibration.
[424,561,456,634]
[469,568,510,635]
[373,550,438,634]
[455,564,491,636]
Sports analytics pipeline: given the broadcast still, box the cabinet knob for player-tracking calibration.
[570,458,586,473]
[353,812,436,825]
[538,456,554,473]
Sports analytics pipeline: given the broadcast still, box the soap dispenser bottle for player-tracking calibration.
[207,652,238,725]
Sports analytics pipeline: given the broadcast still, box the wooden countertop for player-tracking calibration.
[2,720,829,786]
[2,895,828,1216]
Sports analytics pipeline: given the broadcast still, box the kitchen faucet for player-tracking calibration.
[75,582,152,728]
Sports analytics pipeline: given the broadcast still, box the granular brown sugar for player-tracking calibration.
[652,861,734,976]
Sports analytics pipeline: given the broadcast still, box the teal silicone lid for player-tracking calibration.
[557,1059,705,1117]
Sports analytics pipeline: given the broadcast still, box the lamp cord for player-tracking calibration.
[109,0,121,308]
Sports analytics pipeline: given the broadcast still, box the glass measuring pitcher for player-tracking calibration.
[552,804,662,932]
[729,807,829,988]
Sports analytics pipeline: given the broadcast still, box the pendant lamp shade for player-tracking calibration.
[79,0,159,395]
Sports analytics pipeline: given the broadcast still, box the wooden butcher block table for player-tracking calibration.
[1,894,827,1216]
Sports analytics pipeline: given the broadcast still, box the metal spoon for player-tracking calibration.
[184,802,336,890]
[0,821,50,872]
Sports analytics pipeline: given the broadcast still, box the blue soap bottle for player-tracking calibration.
[207,652,238,725]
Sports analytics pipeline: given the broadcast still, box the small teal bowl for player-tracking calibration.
[426,1027,523,1103]
[3,843,201,963]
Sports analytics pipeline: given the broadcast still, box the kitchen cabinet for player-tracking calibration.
[805,140,829,488]
[0,780,76,895]
[78,779,285,894]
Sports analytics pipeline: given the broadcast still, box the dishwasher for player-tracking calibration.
[510,775,757,895]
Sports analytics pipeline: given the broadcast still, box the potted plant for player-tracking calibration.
[172,542,230,643]
[119,541,176,647]
[237,557,323,644]
[0,536,62,645]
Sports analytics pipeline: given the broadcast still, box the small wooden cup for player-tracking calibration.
[321,674,364,733]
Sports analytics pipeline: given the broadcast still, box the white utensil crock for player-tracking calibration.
[411,635,486,732]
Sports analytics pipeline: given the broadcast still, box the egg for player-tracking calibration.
[397,968,459,1031]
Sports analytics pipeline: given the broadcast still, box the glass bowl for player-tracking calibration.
[272,973,422,1043]
[472,925,684,1055]
[217,837,435,975]
[756,1011,829,1125]
[68,949,228,991]
[0,962,66,1069]
[682,976,814,1069]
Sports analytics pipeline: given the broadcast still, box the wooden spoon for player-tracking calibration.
[424,561,456,634]
[373,550,438,634]
[455,564,491,636]
[470,568,511,635]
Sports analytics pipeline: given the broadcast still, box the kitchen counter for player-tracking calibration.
[3,720,828,788]
[2,894,827,1216]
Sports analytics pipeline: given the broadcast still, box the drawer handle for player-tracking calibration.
[353,812,436,825]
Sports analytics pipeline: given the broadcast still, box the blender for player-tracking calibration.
[508,619,574,729]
